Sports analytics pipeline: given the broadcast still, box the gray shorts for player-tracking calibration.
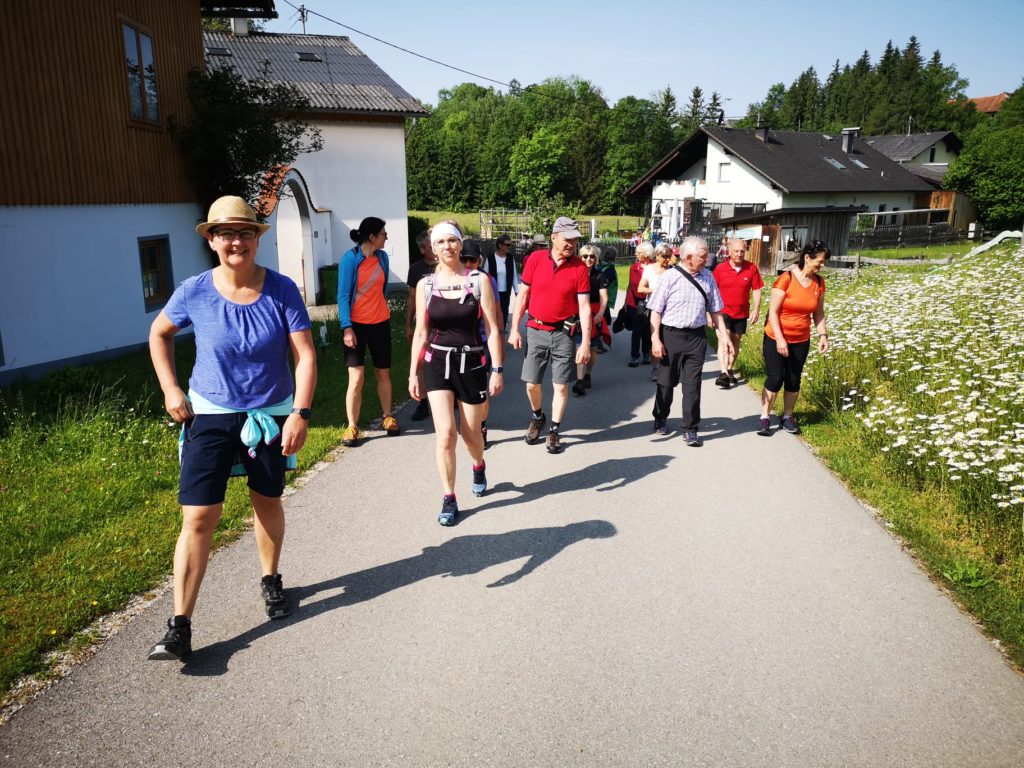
[522,326,576,385]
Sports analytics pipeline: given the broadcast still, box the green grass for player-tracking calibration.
[0,303,411,697]
[852,241,978,260]
[409,211,645,239]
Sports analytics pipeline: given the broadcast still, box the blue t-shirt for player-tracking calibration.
[163,269,312,410]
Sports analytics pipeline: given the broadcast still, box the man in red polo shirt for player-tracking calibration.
[712,238,764,388]
[508,217,592,454]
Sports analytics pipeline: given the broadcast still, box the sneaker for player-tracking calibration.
[341,426,362,447]
[148,617,192,661]
[650,366,658,382]
[628,357,640,368]
[642,355,652,365]
[756,417,772,436]
[572,381,586,396]
[471,463,487,496]
[728,373,739,386]
[780,415,801,434]
[683,431,703,447]
[545,430,563,454]
[411,400,430,421]
[382,415,401,436]
[715,373,731,388]
[261,574,290,619]
[653,419,669,436]
[582,373,592,389]
[438,495,459,526]
[481,425,489,450]
[525,413,546,444]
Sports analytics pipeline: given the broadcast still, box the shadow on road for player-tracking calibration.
[181,519,616,677]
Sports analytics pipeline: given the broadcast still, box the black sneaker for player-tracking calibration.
[148,617,192,661]
[411,399,430,421]
[756,417,773,436]
[653,419,669,436]
[438,495,459,526]
[572,381,586,396]
[628,357,640,368]
[780,415,801,434]
[642,355,652,365]
[471,462,487,496]
[582,373,592,389]
[261,574,290,620]
[715,373,731,388]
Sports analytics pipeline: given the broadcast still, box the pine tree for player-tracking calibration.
[680,86,705,136]
[704,91,725,126]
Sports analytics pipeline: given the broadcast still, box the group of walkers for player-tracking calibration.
[145,196,828,662]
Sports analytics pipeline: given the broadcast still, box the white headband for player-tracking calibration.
[430,223,463,244]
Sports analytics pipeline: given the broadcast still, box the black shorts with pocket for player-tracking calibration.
[345,319,392,369]
[423,347,489,405]
[179,413,287,505]
[722,314,749,335]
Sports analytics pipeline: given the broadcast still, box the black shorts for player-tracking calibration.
[179,413,287,505]
[722,314,748,335]
[423,347,489,405]
[345,320,392,369]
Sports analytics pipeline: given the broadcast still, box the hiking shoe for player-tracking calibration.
[684,431,703,447]
[653,419,669,436]
[341,426,362,447]
[438,496,459,526]
[411,400,430,421]
[756,417,773,436]
[382,415,401,436]
[525,413,546,444]
[628,357,640,368]
[471,463,487,496]
[261,574,290,619]
[582,373,592,389]
[572,381,586,396]
[780,415,801,434]
[715,373,731,388]
[728,373,739,386]
[545,431,563,454]
[148,617,192,661]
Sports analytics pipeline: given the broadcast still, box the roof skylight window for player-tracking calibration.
[205,46,232,56]
[824,157,846,170]
[296,52,323,62]
[850,158,869,169]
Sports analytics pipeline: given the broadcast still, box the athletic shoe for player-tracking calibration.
[438,496,459,526]
[628,357,640,368]
[148,617,192,661]
[261,574,290,619]
[684,431,703,447]
[481,425,489,450]
[642,355,652,365]
[653,419,669,436]
[715,373,731,388]
[525,413,546,444]
[572,381,586,396]
[341,426,362,447]
[471,463,487,496]
[582,373,592,389]
[780,415,801,434]
[728,373,739,386]
[382,415,401,436]
[650,366,658,382]
[545,431,563,454]
[411,400,430,421]
[756,417,772,436]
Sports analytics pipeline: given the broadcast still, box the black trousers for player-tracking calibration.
[498,290,512,324]
[653,326,707,430]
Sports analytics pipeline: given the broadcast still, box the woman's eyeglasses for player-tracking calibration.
[212,228,258,241]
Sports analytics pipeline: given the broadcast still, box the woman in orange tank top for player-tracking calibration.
[757,241,830,436]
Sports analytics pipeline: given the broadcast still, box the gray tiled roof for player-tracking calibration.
[862,131,959,162]
[202,31,428,116]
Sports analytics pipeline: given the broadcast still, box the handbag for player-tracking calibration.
[612,306,632,333]
[635,299,650,319]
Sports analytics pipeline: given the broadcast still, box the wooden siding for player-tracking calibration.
[0,0,203,205]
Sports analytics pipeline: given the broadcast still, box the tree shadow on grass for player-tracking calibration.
[181,519,617,677]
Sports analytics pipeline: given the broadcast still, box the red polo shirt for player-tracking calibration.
[713,259,764,319]
[521,250,590,330]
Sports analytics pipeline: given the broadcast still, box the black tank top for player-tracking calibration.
[426,281,483,348]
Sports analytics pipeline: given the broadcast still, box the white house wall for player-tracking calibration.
[0,204,208,381]
[703,141,784,207]
[783,192,918,212]
[910,142,957,165]
[290,121,411,291]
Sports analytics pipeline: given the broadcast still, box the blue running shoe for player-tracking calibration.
[471,463,487,496]
[438,495,459,526]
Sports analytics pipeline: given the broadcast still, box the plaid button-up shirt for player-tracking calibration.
[648,267,723,329]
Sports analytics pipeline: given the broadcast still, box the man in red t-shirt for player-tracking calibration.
[712,239,764,388]
[508,217,592,454]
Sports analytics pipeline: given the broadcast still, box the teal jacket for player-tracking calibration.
[337,245,390,329]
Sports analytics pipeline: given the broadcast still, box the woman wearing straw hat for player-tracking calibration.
[409,223,504,526]
[147,195,317,661]
[337,217,400,447]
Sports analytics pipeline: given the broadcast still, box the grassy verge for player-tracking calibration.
[0,302,411,696]
[409,211,646,239]
[852,241,978,260]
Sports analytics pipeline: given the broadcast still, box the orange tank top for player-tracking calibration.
[351,255,390,324]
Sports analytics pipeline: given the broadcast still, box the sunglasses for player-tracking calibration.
[459,255,480,263]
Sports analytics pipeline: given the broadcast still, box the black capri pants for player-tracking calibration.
[762,334,811,393]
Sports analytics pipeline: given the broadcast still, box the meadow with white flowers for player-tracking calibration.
[738,241,1024,663]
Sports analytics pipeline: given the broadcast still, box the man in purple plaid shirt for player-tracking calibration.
[647,236,733,446]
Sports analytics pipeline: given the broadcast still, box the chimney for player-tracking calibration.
[230,17,249,36]
[755,126,768,143]
[841,126,860,153]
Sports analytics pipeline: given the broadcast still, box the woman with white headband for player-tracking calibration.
[409,221,505,526]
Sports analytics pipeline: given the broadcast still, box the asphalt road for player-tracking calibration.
[3,330,1024,767]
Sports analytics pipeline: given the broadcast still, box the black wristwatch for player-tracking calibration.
[290,407,311,420]
[492,366,504,374]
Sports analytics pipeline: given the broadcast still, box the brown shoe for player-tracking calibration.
[382,415,400,436]
[525,413,546,444]
[545,430,562,454]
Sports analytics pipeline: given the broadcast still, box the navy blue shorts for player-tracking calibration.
[178,413,287,505]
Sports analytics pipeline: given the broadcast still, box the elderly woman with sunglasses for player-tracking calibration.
[409,223,504,526]
[147,196,317,661]
[571,244,610,395]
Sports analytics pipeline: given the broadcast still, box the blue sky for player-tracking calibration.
[265,0,1023,115]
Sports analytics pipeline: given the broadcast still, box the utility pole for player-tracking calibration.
[299,4,307,34]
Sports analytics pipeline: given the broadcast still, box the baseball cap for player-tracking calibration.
[551,216,582,239]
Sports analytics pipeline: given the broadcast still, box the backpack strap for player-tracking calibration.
[421,273,437,310]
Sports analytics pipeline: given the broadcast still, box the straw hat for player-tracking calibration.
[195,196,270,237]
